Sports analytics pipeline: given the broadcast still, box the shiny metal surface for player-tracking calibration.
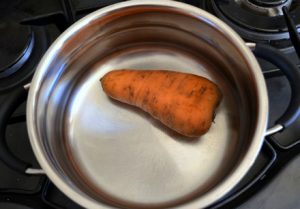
[265,124,284,136]
[67,47,241,207]
[25,168,45,175]
[246,42,256,50]
[26,1,269,208]
[23,83,31,91]
[237,0,293,16]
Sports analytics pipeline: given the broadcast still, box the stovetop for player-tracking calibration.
[0,0,300,209]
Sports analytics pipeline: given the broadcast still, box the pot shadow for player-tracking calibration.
[107,98,201,143]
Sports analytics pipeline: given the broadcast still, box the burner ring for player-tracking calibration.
[0,20,33,75]
[0,10,52,93]
[249,0,288,7]
[0,33,35,79]
[238,0,293,16]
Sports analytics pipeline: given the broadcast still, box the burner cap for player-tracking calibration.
[0,19,33,78]
[249,0,288,7]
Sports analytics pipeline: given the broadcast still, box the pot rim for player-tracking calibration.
[26,1,268,208]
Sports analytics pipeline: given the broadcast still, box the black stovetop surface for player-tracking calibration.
[0,0,300,209]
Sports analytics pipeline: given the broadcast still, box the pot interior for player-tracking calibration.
[28,2,264,209]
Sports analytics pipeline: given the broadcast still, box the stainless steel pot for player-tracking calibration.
[1,1,300,208]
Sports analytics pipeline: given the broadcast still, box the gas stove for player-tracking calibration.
[0,0,300,208]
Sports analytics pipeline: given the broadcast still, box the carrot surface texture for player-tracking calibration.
[100,69,222,137]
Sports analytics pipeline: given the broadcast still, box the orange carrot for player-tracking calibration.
[100,69,222,137]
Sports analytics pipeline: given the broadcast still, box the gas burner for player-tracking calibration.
[239,0,293,16]
[204,0,300,51]
[0,20,34,78]
[0,10,55,93]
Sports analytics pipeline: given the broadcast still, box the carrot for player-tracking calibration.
[100,69,222,137]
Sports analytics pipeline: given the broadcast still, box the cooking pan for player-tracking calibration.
[1,1,300,208]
